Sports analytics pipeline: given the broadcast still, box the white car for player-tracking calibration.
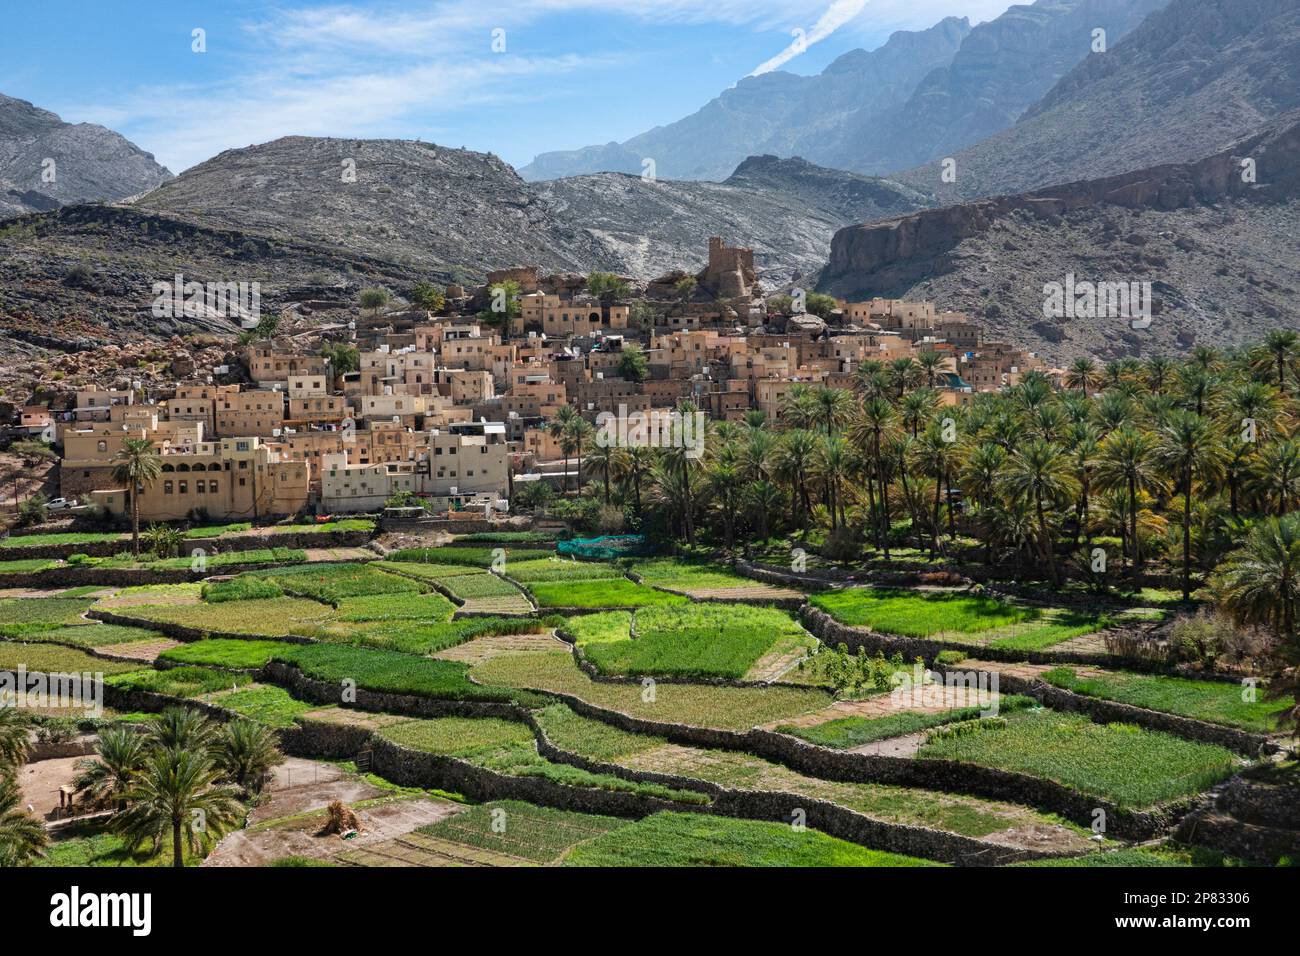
[45,497,76,511]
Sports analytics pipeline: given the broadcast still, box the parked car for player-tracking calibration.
[45,497,76,511]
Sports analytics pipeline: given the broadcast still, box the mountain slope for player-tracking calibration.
[899,0,1300,201]
[818,113,1300,362]
[520,17,971,182]
[843,0,1169,176]
[0,93,171,218]
[0,139,928,353]
[133,137,927,286]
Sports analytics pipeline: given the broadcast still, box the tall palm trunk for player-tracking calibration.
[1036,491,1059,587]
[172,818,183,868]
[130,484,141,556]
[1128,475,1140,583]
[1181,467,1193,602]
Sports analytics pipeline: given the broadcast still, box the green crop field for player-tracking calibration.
[916,708,1241,807]
[564,812,943,867]
[1042,667,1292,733]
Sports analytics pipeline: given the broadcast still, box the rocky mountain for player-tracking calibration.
[844,0,1168,177]
[0,93,171,219]
[818,113,1300,363]
[899,0,1300,201]
[0,138,926,353]
[522,1,1169,182]
[520,17,972,182]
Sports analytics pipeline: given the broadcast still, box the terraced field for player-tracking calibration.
[0,549,1286,870]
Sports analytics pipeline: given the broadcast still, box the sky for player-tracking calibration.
[0,0,1016,174]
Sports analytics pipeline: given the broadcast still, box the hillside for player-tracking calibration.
[0,93,171,218]
[899,0,1300,201]
[0,141,926,354]
[818,113,1300,363]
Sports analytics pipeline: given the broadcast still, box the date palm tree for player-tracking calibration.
[619,445,655,519]
[0,708,28,771]
[1095,425,1163,581]
[774,429,819,536]
[1260,329,1299,395]
[146,707,219,753]
[73,726,148,810]
[815,436,852,532]
[1001,439,1078,587]
[116,747,242,868]
[1251,437,1300,517]
[1064,357,1101,394]
[583,441,622,505]
[0,775,45,866]
[1210,513,1300,640]
[1155,410,1228,600]
[111,437,162,557]
[215,720,284,794]
[744,480,783,544]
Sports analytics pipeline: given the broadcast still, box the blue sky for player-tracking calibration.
[0,0,1014,174]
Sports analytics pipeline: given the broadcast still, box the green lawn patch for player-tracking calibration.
[159,638,300,670]
[0,596,96,629]
[0,558,59,573]
[472,650,829,730]
[564,812,943,867]
[0,532,123,549]
[106,666,242,697]
[202,576,284,603]
[777,695,1037,749]
[207,684,316,727]
[418,800,624,863]
[184,522,252,538]
[252,563,424,603]
[123,596,334,636]
[810,588,1033,637]
[377,716,708,804]
[385,546,553,567]
[13,623,159,648]
[529,578,686,609]
[274,643,538,704]
[916,708,1242,807]
[0,641,138,675]
[630,558,756,590]
[571,603,814,679]
[505,557,625,583]
[1042,667,1292,733]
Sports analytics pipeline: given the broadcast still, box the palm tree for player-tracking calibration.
[959,443,1006,564]
[546,405,580,493]
[111,438,162,556]
[215,720,284,794]
[916,351,945,389]
[814,387,853,437]
[0,709,28,771]
[814,436,852,532]
[1211,513,1300,639]
[1064,357,1100,393]
[620,446,655,519]
[73,726,148,810]
[1095,424,1163,581]
[913,425,962,556]
[899,388,939,438]
[744,480,784,543]
[1001,440,1078,587]
[1260,329,1299,395]
[1144,356,1174,395]
[774,429,819,535]
[662,401,705,545]
[1251,438,1300,516]
[0,775,45,866]
[1155,411,1228,600]
[705,460,743,549]
[146,707,218,753]
[116,748,242,868]
[853,397,897,553]
[562,416,594,492]
[583,441,622,505]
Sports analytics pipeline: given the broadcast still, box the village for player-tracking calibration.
[3,238,1048,524]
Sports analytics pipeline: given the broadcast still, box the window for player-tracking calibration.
[96,440,107,453]
[209,480,218,494]
[164,481,173,494]
[239,477,246,487]
[178,481,188,494]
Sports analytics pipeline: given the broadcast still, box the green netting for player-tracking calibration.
[556,534,651,561]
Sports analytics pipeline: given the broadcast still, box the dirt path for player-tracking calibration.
[337,832,536,867]
[304,547,375,563]
[96,638,181,662]
[684,585,805,602]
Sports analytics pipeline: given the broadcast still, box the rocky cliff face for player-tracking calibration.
[0,93,171,218]
[818,114,1300,361]
[846,0,1169,176]
[899,0,1300,201]
[520,17,971,182]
